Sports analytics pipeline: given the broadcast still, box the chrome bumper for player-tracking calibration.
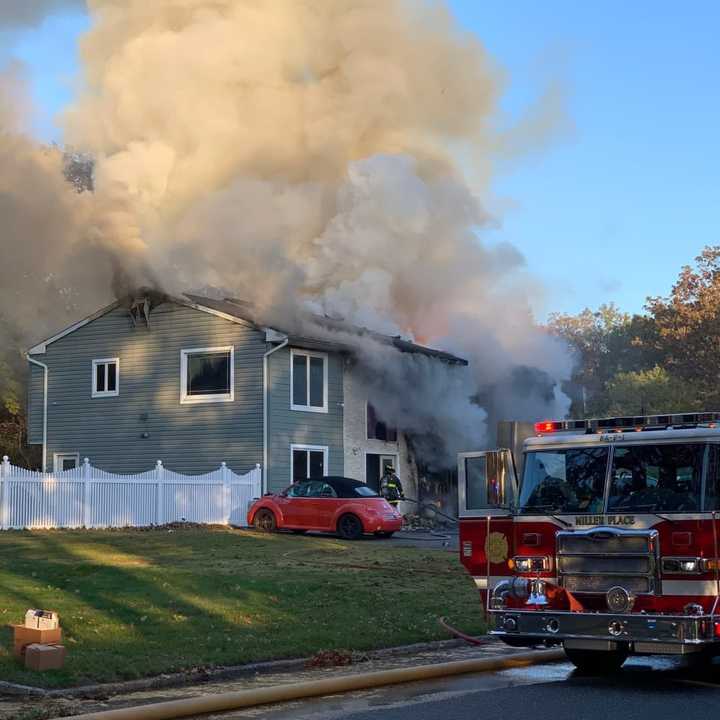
[490,609,717,651]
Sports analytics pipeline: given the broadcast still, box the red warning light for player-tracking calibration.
[535,421,560,434]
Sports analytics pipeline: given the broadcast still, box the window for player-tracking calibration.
[92,358,119,397]
[608,443,704,513]
[291,444,328,483]
[367,403,397,442]
[286,482,311,498]
[53,453,79,473]
[180,346,234,404]
[306,481,337,498]
[465,455,488,510]
[354,485,379,498]
[291,350,327,412]
[519,447,609,514]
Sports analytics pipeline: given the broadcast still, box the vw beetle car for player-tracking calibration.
[247,476,403,540]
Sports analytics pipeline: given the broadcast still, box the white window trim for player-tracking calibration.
[53,452,80,473]
[290,444,329,483]
[180,346,235,405]
[91,357,120,398]
[290,349,329,413]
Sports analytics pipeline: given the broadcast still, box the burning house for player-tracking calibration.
[26,292,467,510]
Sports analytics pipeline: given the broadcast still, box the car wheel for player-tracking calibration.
[375,531,395,538]
[337,514,363,540]
[564,646,628,674]
[253,509,277,533]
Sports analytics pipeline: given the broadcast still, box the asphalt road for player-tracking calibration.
[199,656,720,720]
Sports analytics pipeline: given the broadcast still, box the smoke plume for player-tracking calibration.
[1,0,572,465]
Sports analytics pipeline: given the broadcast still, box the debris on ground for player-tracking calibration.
[305,649,354,668]
[402,513,452,531]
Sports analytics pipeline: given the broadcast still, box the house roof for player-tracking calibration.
[28,291,467,366]
[183,294,467,365]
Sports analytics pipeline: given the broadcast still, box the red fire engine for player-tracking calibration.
[458,412,720,673]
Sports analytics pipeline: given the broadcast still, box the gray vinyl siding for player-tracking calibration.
[27,363,44,445]
[266,346,344,492]
[32,302,265,474]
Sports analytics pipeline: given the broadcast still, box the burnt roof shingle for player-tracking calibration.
[183,293,467,365]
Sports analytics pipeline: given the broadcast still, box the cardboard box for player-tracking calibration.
[24,643,66,671]
[24,609,59,630]
[12,625,62,658]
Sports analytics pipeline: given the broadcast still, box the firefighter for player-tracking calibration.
[380,465,404,508]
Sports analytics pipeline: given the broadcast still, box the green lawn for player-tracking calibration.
[0,527,484,688]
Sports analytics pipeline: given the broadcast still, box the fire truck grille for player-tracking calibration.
[557,528,658,595]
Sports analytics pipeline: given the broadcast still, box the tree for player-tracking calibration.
[604,366,702,416]
[547,303,658,416]
[646,246,720,406]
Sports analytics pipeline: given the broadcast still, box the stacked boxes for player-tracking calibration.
[11,609,66,670]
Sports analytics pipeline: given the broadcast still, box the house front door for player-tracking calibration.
[366,454,397,492]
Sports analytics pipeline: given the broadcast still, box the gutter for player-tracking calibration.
[263,333,289,494]
[26,355,48,472]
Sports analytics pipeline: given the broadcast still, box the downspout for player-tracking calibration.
[26,355,48,472]
[263,337,288,495]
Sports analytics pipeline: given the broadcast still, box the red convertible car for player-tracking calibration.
[247,477,403,540]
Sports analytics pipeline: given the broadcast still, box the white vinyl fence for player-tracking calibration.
[0,457,262,530]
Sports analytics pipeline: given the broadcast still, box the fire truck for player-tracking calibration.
[458,412,720,673]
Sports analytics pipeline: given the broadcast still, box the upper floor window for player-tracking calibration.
[92,358,119,398]
[367,403,397,442]
[181,346,234,404]
[291,350,328,412]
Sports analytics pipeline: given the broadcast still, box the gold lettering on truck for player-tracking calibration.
[575,515,635,526]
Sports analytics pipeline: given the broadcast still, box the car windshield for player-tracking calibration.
[519,446,609,514]
[607,443,704,512]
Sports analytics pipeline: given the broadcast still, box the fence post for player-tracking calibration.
[155,460,164,526]
[82,458,92,529]
[0,456,9,530]
[221,462,230,525]
[253,463,262,499]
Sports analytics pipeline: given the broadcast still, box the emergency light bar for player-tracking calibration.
[534,411,720,436]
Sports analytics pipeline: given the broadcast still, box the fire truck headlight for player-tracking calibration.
[662,557,702,574]
[513,556,551,573]
[606,586,636,613]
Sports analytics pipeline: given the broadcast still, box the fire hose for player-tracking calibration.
[437,616,489,645]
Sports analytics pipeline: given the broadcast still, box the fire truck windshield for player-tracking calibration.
[519,442,710,514]
[607,443,704,512]
[519,447,608,514]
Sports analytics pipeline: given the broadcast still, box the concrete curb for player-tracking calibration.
[0,638,471,699]
[66,648,566,720]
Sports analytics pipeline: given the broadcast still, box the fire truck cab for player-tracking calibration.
[459,412,720,673]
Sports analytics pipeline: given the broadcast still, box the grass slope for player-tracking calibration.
[0,527,484,688]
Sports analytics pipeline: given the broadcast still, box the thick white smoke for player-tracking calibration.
[1,0,573,465]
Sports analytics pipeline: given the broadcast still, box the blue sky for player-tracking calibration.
[3,2,718,319]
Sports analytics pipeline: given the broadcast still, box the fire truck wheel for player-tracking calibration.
[563,646,628,674]
[253,509,277,533]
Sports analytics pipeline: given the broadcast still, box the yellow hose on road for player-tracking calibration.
[67,648,565,720]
